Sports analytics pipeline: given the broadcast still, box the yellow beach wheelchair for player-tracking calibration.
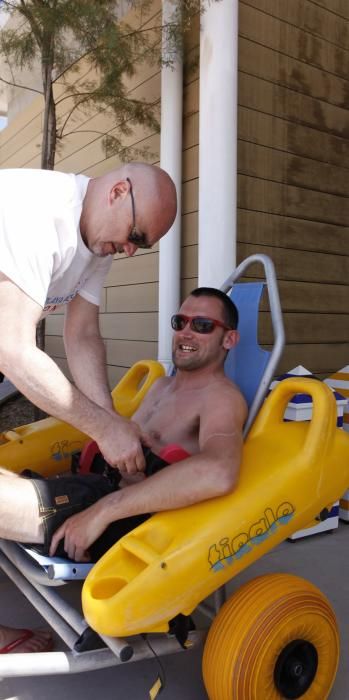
[0,359,165,476]
[0,254,348,700]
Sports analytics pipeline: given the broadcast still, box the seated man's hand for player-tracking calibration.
[49,503,106,562]
[118,471,146,488]
[95,416,152,474]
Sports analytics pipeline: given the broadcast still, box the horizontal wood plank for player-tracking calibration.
[181,278,349,315]
[238,106,349,169]
[240,36,349,109]
[275,280,349,314]
[183,79,199,118]
[238,73,349,140]
[310,0,349,21]
[238,175,349,226]
[99,312,157,341]
[242,0,349,49]
[106,339,157,366]
[237,242,349,284]
[45,336,66,359]
[106,282,158,313]
[183,144,198,182]
[260,312,349,345]
[82,132,160,178]
[275,342,349,376]
[238,140,349,196]
[182,244,198,279]
[182,277,198,300]
[45,315,64,336]
[240,2,349,79]
[182,211,198,247]
[182,179,198,215]
[183,111,199,151]
[107,365,130,389]
[106,252,159,287]
[237,210,348,255]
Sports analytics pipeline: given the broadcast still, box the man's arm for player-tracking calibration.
[0,274,147,472]
[64,294,113,412]
[50,383,247,560]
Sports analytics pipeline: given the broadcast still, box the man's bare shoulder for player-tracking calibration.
[199,377,248,424]
[204,376,246,402]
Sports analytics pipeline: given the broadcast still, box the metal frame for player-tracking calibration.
[0,542,205,675]
[0,254,285,678]
[221,253,285,436]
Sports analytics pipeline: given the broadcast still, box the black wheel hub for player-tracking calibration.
[274,639,318,698]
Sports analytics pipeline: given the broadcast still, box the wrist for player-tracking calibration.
[97,490,123,527]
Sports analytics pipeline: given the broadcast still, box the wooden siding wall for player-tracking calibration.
[179,0,349,378]
[237,0,349,376]
[1,0,348,384]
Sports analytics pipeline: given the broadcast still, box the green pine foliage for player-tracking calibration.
[0,0,203,168]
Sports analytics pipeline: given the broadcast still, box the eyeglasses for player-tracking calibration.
[126,177,151,249]
[171,314,232,334]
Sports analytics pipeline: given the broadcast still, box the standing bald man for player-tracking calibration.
[0,162,176,653]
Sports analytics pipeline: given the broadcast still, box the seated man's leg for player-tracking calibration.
[24,472,122,558]
[0,467,124,558]
[0,468,52,654]
[0,468,43,543]
[0,464,158,561]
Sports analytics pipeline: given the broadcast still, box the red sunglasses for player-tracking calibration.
[171,314,231,334]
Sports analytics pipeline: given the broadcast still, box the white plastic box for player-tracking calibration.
[325,366,349,521]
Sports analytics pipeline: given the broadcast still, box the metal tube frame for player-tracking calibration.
[221,253,285,437]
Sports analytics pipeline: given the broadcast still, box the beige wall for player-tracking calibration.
[236,0,349,376]
[181,0,349,378]
[1,0,348,384]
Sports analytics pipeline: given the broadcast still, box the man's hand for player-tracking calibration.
[49,503,107,561]
[95,415,152,474]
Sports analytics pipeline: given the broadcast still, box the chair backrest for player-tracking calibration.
[224,282,270,408]
[221,255,285,437]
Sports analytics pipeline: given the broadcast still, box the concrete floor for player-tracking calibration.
[0,523,348,700]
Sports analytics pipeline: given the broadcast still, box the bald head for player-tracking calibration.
[99,162,177,243]
[81,162,177,258]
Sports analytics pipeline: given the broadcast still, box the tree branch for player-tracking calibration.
[58,95,93,137]
[0,74,43,94]
[55,90,97,107]
[59,93,160,141]
[61,128,109,139]
[56,92,160,139]
[51,23,166,85]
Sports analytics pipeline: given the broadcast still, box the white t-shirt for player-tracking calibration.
[0,169,112,316]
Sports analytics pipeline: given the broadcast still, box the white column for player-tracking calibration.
[198,0,239,287]
[158,0,183,370]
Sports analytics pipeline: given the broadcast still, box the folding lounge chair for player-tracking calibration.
[0,253,287,679]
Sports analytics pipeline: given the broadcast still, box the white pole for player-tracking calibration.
[198,0,239,287]
[158,0,183,370]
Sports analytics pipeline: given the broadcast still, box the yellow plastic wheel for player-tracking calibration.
[202,574,339,700]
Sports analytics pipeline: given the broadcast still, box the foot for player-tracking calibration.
[0,626,53,653]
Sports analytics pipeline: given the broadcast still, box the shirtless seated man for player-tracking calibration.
[0,287,247,570]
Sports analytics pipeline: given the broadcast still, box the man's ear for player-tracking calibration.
[223,329,240,350]
[110,179,129,203]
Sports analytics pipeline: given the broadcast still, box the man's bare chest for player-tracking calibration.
[139,390,201,451]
